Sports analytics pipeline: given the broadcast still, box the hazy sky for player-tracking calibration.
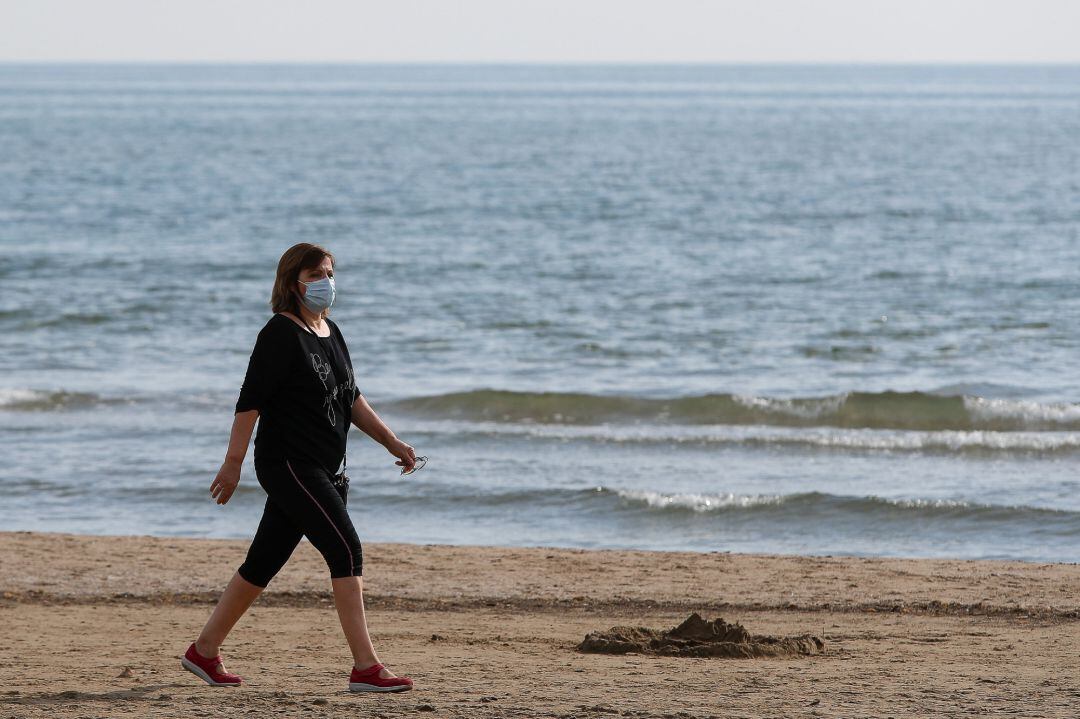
[5,0,1080,63]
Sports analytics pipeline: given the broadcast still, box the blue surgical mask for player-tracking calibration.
[299,275,336,313]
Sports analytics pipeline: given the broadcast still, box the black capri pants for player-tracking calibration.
[237,456,363,587]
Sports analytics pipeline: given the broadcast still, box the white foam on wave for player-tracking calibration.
[406,418,1080,453]
[0,389,47,407]
[742,428,1080,452]
[873,496,972,510]
[615,489,786,512]
[964,395,1080,428]
[612,489,1060,516]
[732,392,847,419]
[0,387,123,411]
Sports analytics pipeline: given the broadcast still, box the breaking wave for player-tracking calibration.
[389,388,1080,432]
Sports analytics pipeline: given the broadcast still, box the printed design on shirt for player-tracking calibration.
[310,352,338,427]
[311,353,332,387]
[338,365,357,419]
[344,366,356,400]
[309,350,358,428]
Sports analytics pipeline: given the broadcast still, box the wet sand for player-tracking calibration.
[2,530,1079,718]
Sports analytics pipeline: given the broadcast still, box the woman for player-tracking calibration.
[180,243,416,693]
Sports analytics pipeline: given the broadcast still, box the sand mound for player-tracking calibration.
[577,612,825,658]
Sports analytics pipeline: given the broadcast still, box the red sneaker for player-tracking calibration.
[349,662,413,693]
[180,642,243,687]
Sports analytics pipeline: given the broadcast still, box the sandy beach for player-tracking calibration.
[1,531,1078,718]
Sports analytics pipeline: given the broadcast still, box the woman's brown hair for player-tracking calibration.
[270,243,336,320]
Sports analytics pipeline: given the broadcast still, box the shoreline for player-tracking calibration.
[3,530,1080,717]
[2,530,1079,617]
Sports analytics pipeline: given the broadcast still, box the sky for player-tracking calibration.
[3,0,1080,64]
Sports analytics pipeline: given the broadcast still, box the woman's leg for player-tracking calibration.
[331,575,400,678]
[265,460,402,678]
[236,494,305,590]
[196,488,304,658]
[194,570,265,659]
[325,477,402,679]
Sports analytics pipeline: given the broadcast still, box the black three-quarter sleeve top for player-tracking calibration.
[235,313,361,475]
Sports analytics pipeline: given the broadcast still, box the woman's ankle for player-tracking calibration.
[194,638,220,658]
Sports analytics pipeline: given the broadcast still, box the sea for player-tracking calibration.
[2,63,1079,562]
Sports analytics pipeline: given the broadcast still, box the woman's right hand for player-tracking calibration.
[210,459,242,505]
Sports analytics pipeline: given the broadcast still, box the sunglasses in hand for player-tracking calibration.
[400,455,428,476]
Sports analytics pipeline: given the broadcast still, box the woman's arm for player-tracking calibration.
[225,409,259,465]
[210,409,259,504]
[350,394,417,472]
[350,394,395,445]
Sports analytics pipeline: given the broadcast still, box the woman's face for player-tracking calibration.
[297,256,335,299]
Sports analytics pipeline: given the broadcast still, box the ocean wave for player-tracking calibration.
[367,482,1078,527]
[965,396,1080,426]
[515,424,1080,454]
[613,489,786,511]
[10,383,1080,438]
[0,388,114,411]
[389,388,1080,432]
[0,388,232,412]
[400,417,1080,455]
[605,488,1075,523]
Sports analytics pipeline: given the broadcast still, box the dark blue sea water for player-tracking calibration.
[2,64,1080,561]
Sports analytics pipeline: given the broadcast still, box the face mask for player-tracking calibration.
[299,275,336,313]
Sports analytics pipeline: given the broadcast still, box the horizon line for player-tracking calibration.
[4,59,1080,67]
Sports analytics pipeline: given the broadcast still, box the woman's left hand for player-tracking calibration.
[387,438,417,473]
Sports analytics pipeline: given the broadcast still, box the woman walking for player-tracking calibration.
[181,243,416,693]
